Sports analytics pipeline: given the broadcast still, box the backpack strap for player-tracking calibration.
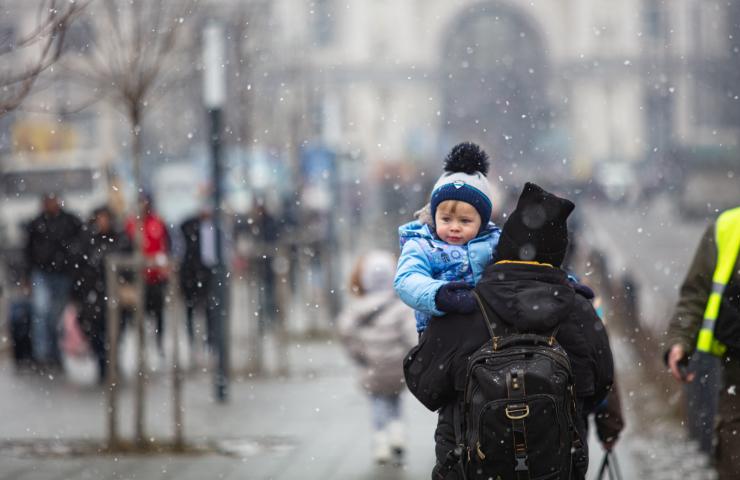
[506,369,531,480]
[569,389,588,475]
[472,291,499,346]
[436,401,464,479]
[548,325,561,346]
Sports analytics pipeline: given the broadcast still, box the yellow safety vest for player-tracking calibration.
[696,206,740,356]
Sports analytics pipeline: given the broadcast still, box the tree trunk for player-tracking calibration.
[130,116,148,447]
[274,251,290,377]
[246,250,265,376]
[171,278,184,450]
[105,258,121,450]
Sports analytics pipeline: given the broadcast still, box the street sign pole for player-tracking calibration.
[203,22,229,403]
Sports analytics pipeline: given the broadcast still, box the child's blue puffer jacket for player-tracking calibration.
[394,220,500,332]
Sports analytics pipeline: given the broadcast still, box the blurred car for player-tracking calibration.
[594,161,639,204]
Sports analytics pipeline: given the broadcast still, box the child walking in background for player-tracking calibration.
[394,142,501,333]
[338,250,418,465]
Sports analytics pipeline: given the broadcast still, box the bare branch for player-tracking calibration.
[70,0,198,126]
[0,0,89,117]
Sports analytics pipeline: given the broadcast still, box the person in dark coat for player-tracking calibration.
[24,192,83,368]
[72,206,130,383]
[179,206,219,349]
[404,183,614,480]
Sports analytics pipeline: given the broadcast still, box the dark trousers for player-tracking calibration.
[145,282,166,351]
[183,269,217,349]
[432,403,463,480]
[30,270,71,365]
[78,297,118,383]
[717,359,740,479]
[184,300,217,349]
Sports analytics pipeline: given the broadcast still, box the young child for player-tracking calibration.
[337,250,418,464]
[394,142,501,333]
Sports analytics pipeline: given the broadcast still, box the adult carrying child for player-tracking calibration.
[404,183,614,479]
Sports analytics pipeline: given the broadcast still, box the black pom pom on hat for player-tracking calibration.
[444,142,490,176]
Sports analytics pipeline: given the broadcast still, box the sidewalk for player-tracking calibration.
[0,338,437,480]
[580,199,717,480]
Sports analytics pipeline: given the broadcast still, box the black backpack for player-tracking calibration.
[452,292,585,480]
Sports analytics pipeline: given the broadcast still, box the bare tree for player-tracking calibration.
[0,0,87,117]
[69,0,198,449]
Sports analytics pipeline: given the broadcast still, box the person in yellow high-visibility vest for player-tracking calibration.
[666,206,740,479]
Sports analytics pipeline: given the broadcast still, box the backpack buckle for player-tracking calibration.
[505,403,530,420]
[514,453,529,472]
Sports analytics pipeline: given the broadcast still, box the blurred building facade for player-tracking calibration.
[1,0,739,243]
[261,0,740,185]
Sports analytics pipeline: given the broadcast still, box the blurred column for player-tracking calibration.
[203,22,229,403]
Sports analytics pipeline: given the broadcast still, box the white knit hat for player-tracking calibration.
[360,250,397,294]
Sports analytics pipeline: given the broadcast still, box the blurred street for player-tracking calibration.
[0,337,437,480]
[1,0,739,478]
[0,196,720,480]
[582,194,708,331]
[0,287,716,480]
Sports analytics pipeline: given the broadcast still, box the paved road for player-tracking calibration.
[581,197,717,480]
[0,339,437,480]
[581,196,707,332]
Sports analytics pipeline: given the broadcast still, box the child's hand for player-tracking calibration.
[435,281,476,314]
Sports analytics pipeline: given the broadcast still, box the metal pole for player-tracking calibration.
[132,257,146,444]
[210,107,229,402]
[170,276,184,449]
[204,22,229,403]
[105,258,121,449]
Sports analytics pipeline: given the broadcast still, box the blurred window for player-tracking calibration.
[0,112,13,154]
[1,168,95,197]
[312,0,335,47]
[58,108,97,149]
[0,23,14,55]
[692,3,740,130]
[644,0,667,42]
[441,8,549,168]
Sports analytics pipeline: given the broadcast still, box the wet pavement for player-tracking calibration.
[0,338,437,480]
[582,198,718,480]
[0,316,718,479]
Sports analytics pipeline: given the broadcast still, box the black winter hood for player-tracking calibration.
[476,262,575,334]
[404,261,613,413]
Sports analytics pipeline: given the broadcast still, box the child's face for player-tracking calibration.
[434,200,481,245]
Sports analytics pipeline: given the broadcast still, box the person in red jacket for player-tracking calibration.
[125,193,171,355]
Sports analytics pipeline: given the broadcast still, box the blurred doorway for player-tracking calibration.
[441,3,552,174]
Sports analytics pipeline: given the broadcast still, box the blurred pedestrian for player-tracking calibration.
[665,205,740,479]
[248,202,280,323]
[125,193,171,356]
[179,204,219,354]
[338,250,417,465]
[567,281,626,453]
[72,206,130,383]
[24,192,83,370]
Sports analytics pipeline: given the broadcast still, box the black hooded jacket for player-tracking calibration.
[24,209,83,275]
[405,262,614,475]
[405,261,614,414]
